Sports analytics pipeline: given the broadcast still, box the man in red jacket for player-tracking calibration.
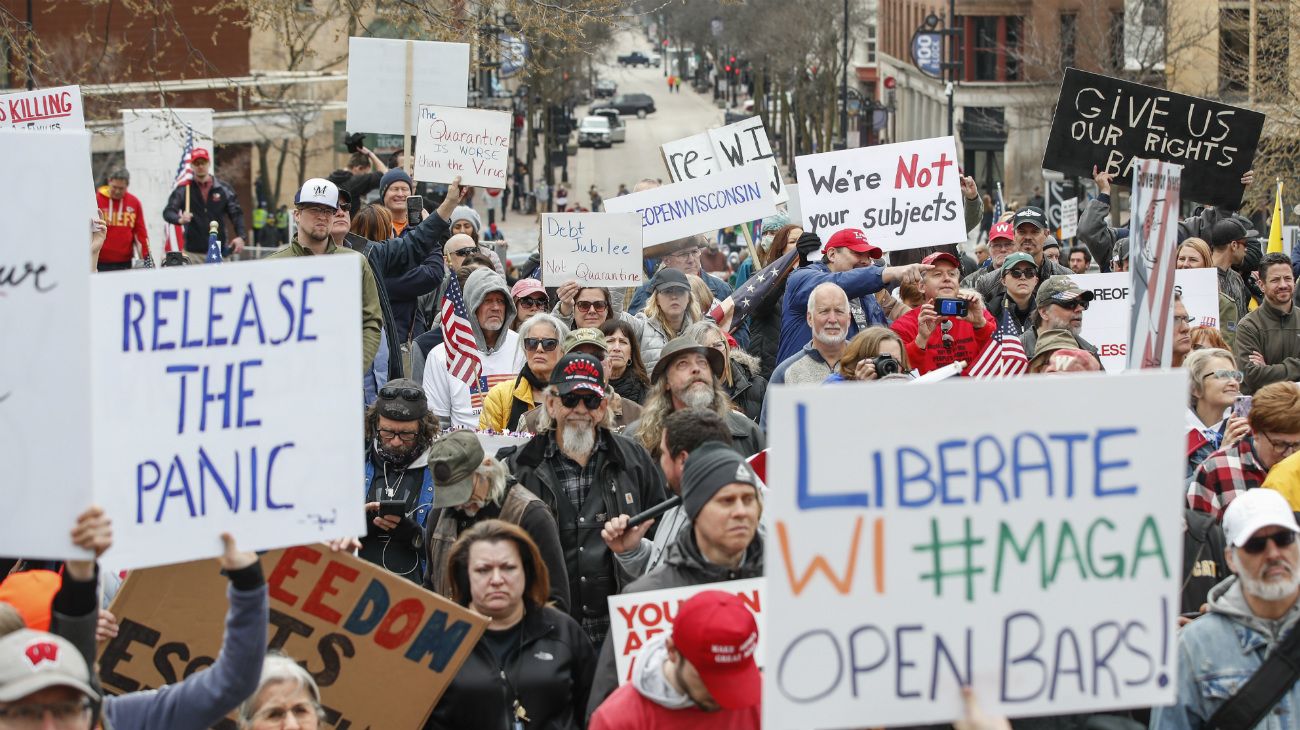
[590,590,760,729]
[94,170,150,271]
[891,251,996,375]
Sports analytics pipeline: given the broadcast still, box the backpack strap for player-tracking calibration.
[1207,621,1300,730]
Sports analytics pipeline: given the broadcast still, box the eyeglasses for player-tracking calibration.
[1005,268,1037,280]
[939,319,953,349]
[524,337,559,352]
[576,300,609,312]
[667,248,701,259]
[378,428,420,443]
[1174,314,1195,325]
[379,386,423,402]
[1051,297,1090,311]
[450,247,478,258]
[297,205,334,217]
[1241,530,1298,555]
[559,392,603,410]
[1206,369,1244,383]
[0,698,94,725]
[518,297,549,310]
[252,702,321,725]
[1260,432,1300,459]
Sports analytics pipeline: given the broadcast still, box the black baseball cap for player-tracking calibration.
[651,267,691,293]
[1013,207,1048,230]
[550,353,606,397]
[1211,216,1259,247]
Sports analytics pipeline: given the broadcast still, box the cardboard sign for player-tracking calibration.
[1069,268,1216,372]
[90,258,366,569]
[1059,197,1079,240]
[794,136,966,251]
[601,165,776,251]
[1042,68,1264,208]
[102,546,489,729]
[764,373,1184,728]
[0,130,94,561]
[0,85,84,131]
[122,109,215,264]
[413,104,511,189]
[541,212,644,287]
[661,117,788,204]
[1127,159,1183,369]
[608,579,764,685]
[346,38,470,136]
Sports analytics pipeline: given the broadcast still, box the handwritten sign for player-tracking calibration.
[346,38,470,136]
[795,136,966,251]
[608,579,764,685]
[89,258,366,569]
[541,213,643,287]
[661,117,788,204]
[0,130,94,561]
[1067,268,1216,372]
[0,85,84,131]
[1059,197,1079,240]
[764,372,1184,728]
[1042,68,1263,208]
[122,109,215,265]
[602,165,776,250]
[102,546,488,729]
[413,104,511,189]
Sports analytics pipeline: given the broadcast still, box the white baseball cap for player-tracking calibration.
[294,178,339,210]
[1223,488,1300,548]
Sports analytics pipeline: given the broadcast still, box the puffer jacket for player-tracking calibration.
[619,310,696,375]
[480,371,538,432]
[727,356,767,423]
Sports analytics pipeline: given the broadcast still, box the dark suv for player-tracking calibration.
[591,93,655,119]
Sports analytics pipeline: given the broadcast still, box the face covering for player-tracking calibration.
[372,433,428,467]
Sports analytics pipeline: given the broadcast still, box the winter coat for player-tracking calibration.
[778,261,891,364]
[1181,510,1228,615]
[162,176,246,255]
[726,358,767,423]
[425,603,597,730]
[619,310,696,375]
[627,271,732,314]
[971,253,1072,307]
[480,371,540,432]
[748,279,786,379]
[1234,300,1300,394]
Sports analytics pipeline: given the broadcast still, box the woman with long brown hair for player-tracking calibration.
[600,319,650,404]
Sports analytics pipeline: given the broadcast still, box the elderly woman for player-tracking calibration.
[683,320,766,421]
[238,654,325,729]
[428,520,596,730]
[480,314,570,432]
[825,326,912,383]
[1184,347,1250,478]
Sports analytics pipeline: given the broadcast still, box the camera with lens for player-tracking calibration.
[873,354,902,377]
[344,132,366,153]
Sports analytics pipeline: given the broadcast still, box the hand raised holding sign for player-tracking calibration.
[67,505,112,581]
[960,175,978,201]
[218,532,258,572]
[437,175,472,221]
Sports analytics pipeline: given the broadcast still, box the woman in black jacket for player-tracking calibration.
[427,520,596,730]
[683,320,767,422]
[747,224,803,379]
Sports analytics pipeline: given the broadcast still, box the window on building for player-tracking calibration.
[1059,14,1077,70]
[960,16,1021,82]
[1219,7,1250,97]
[866,22,878,64]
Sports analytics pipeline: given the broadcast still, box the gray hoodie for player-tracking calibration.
[462,268,517,354]
[1207,575,1300,645]
[629,634,693,710]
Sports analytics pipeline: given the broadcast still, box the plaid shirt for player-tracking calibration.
[1186,436,1269,520]
[544,430,610,643]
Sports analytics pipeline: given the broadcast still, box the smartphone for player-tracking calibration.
[1232,395,1253,420]
[933,297,968,318]
[406,195,424,225]
[378,500,407,518]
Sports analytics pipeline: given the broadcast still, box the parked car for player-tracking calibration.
[577,116,614,148]
[591,93,656,119]
[594,79,617,98]
[617,52,653,67]
[649,53,662,67]
[590,109,627,142]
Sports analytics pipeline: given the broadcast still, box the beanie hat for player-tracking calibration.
[0,571,61,632]
[682,442,759,521]
[450,205,483,235]
[379,168,413,201]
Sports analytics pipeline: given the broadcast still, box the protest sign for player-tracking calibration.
[0,85,84,131]
[1059,196,1079,240]
[413,104,511,189]
[90,257,366,569]
[346,38,470,136]
[0,130,94,561]
[1128,159,1183,369]
[660,117,788,204]
[601,164,775,253]
[541,212,643,287]
[794,136,966,251]
[1042,68,1263,208]
[764,372,1184,728]
[608,579,764,686]
[122,109,215,263]
[102,546,489,729]
[1068,267,1216,373]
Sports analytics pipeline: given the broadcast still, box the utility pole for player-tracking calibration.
[946,0,956,136]
[25,0,35,90]
[840,0,849,148]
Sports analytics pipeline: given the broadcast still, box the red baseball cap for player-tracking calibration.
[191,147,211,161]
[824,228,882,257]
[988,221,1014,242]
[672,590,761,710]
[921,251,961,269]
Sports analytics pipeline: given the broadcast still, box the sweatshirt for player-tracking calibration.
[891,306,996,375]
[96,187,150,264]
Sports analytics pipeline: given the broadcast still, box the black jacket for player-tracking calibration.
[747,277,789,380]
[504,431,667,635]
[1182,508,1229,614]
[425,604,596,730]
[727,360,767,423]
[162,176,246,255]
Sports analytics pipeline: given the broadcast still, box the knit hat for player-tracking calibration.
[374,379,427,421]
[0,571,61,632]
[761,212,791,235]
[450,206,483,235]
[379,168,413,201]
[682,442,759,521]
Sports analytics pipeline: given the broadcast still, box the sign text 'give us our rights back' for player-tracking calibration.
[763,372,1185,730]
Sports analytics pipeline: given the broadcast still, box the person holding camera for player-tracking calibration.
[890,251,996,376]
[825,326,912,382]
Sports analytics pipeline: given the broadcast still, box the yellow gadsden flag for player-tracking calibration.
[1267,179,1285,254]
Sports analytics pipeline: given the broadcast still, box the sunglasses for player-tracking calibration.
[940,319,953,349]
[1005,268,1037,280]
[451,247,478,258]
[337,203,351,213]
[1051,297,1090,311]
[1241,530,1298,555]
[379,386,423,401]
[524,337,559,352]
[1206,369,1244,383]
[559,392,603,410]
[518,297,550,309]
[576,300,609,312]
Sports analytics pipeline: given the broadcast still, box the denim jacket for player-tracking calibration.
[1151,577,1300,730]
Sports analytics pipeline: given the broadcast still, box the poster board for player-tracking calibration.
[90,257,366,569]
[763,372,1184,728]
[660,117,788,204]
[1042,68,1263,208]
[0,85,84,131]
[0,130,94,561]
[540,212,644,287]
[102,545,489,729]
[1127,159,1183,369]
[794,136,966,250]
[122,109,215,264]
[413,104,511,189]
[346,38,471,136]
[1059,197,1079,240]
[1069,267,1217,372]
[601,164,775,252]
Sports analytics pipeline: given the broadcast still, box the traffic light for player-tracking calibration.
[729,56,735,63]
[725,64,732,73]
[662,39,669,47]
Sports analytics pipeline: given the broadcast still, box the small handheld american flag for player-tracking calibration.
[993,182,1005,220]
[164,126,195,254]
[967,309,1029,378]
[440,273,487,394]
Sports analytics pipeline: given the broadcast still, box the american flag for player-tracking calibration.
[164,126,195,254]
[440,273,486,393]
[726,250,798,327]
[993,182,1005,220]
[967,308,1029,378]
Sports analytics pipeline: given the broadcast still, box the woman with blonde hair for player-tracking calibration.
[1183,347,1249,477]
[1177,236,1238,347]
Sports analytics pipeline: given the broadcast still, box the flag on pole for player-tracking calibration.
[440,271,487,398]
[993,182,1005,220]
[710,250,799,332]
[967,309,1029,378]
[1267,180,1285,254]
[164,125,196,254]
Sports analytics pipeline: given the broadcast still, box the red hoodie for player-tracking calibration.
[891,304,996,375]
[590,684,760,730]
[96,186,150,263]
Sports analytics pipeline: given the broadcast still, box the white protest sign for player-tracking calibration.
[413,104,511,189]
[0,85,84,131]
[122,109,215,264]
[0,130,94,561]
[764,372,1184,728]
[795,135,965,251]
[1128,159,1183,369]
[661,118,788,204]
[602,165,776,249]
[90,257,366,570]
[541,213,643,287]
[659,132,712,180]
[1070,268,1217,372]
[608,578,764,686]
[347,38,470,135]
[1060,197,1079,240]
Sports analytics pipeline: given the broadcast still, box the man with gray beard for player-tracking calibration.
[505,352,667,645]
[1153,488,1300,729]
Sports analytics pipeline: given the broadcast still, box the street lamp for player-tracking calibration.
[840,0,849,149]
